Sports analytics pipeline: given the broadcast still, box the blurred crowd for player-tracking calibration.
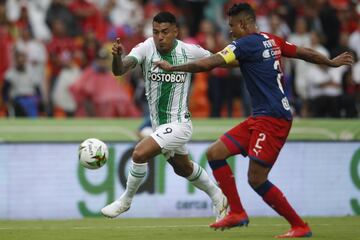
[0,0,359,118]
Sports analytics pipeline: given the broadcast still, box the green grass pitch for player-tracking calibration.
[0,217,359,240]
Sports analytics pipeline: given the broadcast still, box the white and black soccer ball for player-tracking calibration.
[78,138,108,169]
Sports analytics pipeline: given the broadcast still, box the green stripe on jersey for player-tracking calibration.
[178,48,188,122]
[158,50,174,125]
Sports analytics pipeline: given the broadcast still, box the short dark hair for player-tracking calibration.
[153,12,177,25]
[227,3,256,22]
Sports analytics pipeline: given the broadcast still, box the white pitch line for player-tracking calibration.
[0,225,206,231]
[0,223,357,231]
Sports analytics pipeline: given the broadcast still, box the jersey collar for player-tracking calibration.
[158,40,178,57]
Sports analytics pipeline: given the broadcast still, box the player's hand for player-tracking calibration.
[330,52,354,67]
[154,61,173,71]
[112,38,123,56]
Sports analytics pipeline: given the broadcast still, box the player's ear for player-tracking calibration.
[239,19,246,31]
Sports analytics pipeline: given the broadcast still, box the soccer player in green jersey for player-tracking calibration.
[101,12,228,220]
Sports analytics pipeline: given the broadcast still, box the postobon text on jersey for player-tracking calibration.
[149,72,187,83]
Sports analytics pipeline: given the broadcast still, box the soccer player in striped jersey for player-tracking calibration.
[156,3,353,238]
[101,12,229,221]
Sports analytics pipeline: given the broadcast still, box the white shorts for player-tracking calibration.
[151,121,193,159]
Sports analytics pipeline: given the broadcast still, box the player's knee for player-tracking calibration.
[206,147,217,161]
[248,178,262,189]
[132,148,147,163]
[247,174,265,189]
[206,141,228,161]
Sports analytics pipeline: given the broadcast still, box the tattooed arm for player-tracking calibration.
[112,55,137,76]
[111,38,137,76]
[155,53,226,73]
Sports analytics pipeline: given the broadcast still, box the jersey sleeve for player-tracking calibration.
[127,41,147,64]
[188,44,211,59]
[217,44,237,64]
[279,38,297,57]
[4,69,13,82]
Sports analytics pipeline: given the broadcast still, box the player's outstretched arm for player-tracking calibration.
[155,54,226,73]
[295,47,354,67]
[112,38,137,76]
[220,60,239,68]
[112,56,137,76]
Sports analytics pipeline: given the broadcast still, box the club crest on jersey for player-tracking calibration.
[262,47,281,59]
[282,97,291,111]
[149,72,187,83]
[262,49,271,58]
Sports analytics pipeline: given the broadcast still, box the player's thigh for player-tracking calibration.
[248,117,291,167]
[218,119,251,157]
[151,122,192,159]
[133,136,162,163]
[206,140,233,160]
[151,121,192,152]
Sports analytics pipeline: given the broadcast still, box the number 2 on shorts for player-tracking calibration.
[253,133,266,156]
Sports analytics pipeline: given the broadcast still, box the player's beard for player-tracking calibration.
[157,45,172,55]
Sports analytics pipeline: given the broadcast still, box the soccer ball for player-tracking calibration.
[78,138,108,169]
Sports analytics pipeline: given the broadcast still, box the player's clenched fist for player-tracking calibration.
[112,38,123,56]
[155,60,173,71]
[330,51,354,67]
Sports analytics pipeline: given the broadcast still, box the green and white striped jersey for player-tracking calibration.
[128,37,211,128]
